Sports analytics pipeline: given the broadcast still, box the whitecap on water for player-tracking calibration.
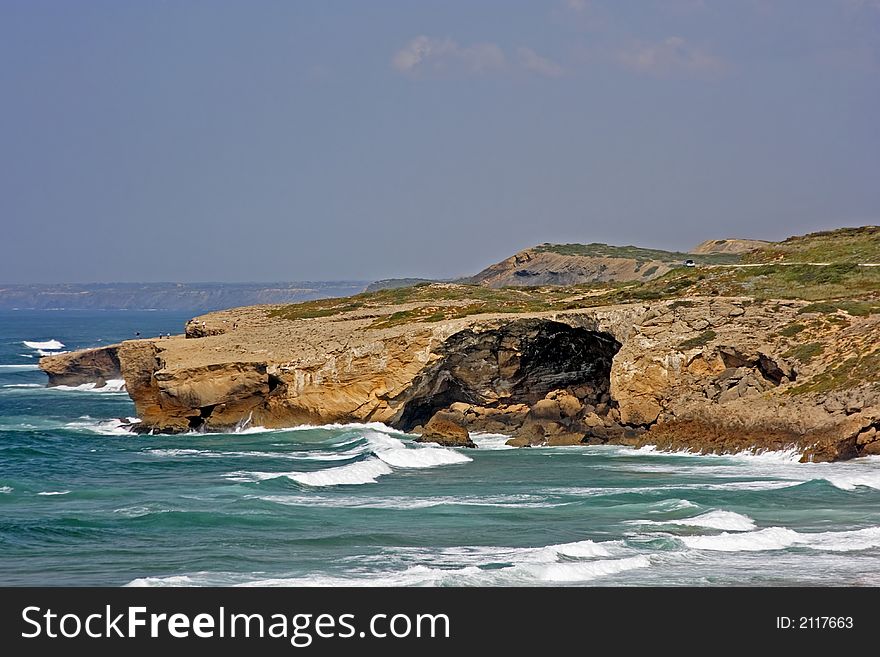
[0,364,40,371]
[125,536,646,587]
[226,430,471,486]
[366,432,472,468]
[229,457,394,487]
[23,339,65,350]
[629,509,757,532]
[252,493,563,510]
[681,525,880,553]
[36,491,71,496]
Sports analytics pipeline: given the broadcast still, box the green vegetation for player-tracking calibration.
[783,342,824,364]
[789,349,880,394]
[743,226,880,264]
[267,283,582,323]
[679,330,717,349]
[533,242,741,265]
[778,323,806,337]
[267,263,880,326]
[267,229,880,328]
[798,300,879,316]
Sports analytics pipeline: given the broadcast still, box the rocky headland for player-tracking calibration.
[40,227,880,462]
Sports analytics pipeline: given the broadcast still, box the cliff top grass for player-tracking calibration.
[267,227,880,326]
[267,262,880,327]
[266,283,581,324]
[605,262,880,304]
[532,242,741,265]
[742,226,880,264]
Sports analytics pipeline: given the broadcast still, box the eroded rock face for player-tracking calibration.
[389,319,621,431]
[37,296,880,461]
[39,346,121,387]
[415,413,475,448]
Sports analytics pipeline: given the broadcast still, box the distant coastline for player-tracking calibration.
[0,281,369,313]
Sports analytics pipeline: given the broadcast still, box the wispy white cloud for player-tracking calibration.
[618,36,725,77]
[517,47,565,77]
[392,36,505,76]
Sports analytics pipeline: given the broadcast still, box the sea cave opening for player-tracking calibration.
[392,319,622,431]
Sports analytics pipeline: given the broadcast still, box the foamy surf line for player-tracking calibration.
[367,432,472,468]
[628,509,757,532]
[49,379,127,393]
[126,536,646,586]
[65,417,138,435]
[228,457,394,486]
[129,555,653,587]
[0,364,40,371]
[226,432,472,486]
[680,525,880,552]
[252,493,565,510]
[632,444,804,462]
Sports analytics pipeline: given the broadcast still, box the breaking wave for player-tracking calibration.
[23,340,65,350]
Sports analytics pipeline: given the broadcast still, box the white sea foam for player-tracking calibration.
[65,417,138,435]
[229,457,395,486]
[633,444,803,462]
[821,470,880,491]
[288,458,393,486]
[619,445,880,492]
[51,379,127,393]
[681,525,880,553]
[544,539,613,559]
[798,526,880,552]
[516,555,652,583]
[127,575,198,587]
[681,527,799,551]
[0,364,40,370]
[631,510,757,532]
[541,479,802,498]
[253,493,564,510]
[0,486,12,494]
[647,499,700,513]
[37,491,70,496]
[113,505,172,518]
[37,349,69,356]
[126,550,648,587]
[147,446,368,461]
[2,383,43,388]
[470,432,516,450]
[366,432,472,468]
[281,421,407,434]
[23,339,65,350]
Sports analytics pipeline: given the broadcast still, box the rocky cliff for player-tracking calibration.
[40,286,880,462]
[466,243,741,288]
[39,227,880,461]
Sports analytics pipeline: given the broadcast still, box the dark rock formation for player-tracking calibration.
[389,319,621,432]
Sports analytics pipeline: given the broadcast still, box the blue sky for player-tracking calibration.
[1,0,878,283]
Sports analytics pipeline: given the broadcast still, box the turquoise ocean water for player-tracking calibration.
[1,310,880,586]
